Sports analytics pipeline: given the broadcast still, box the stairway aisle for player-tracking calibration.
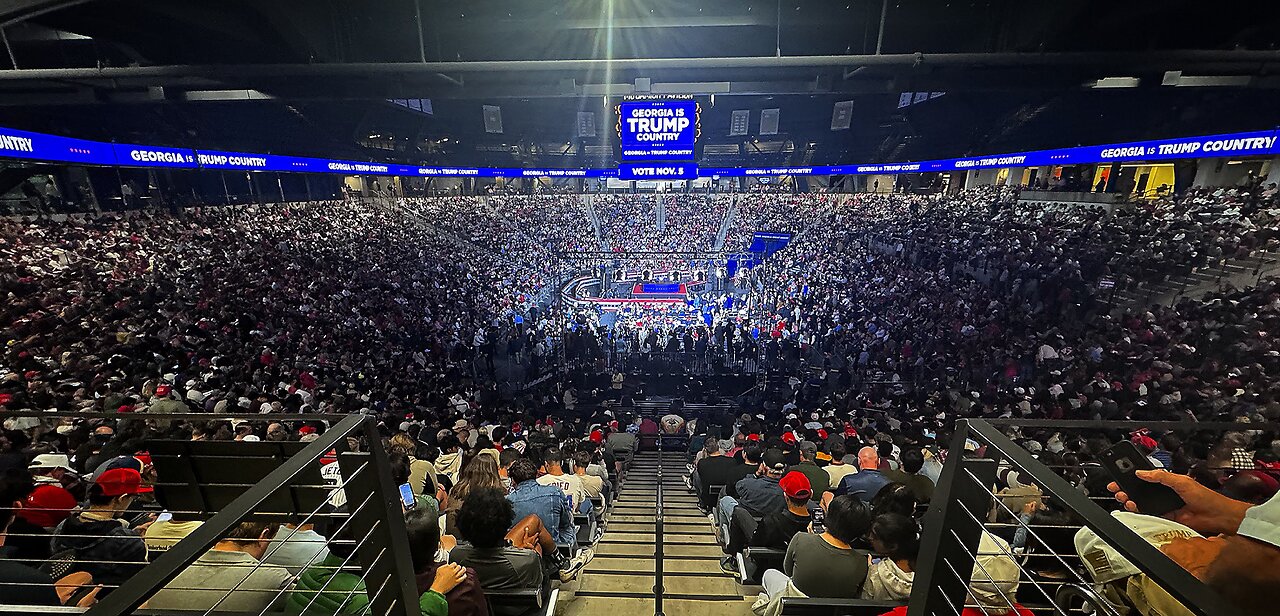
[714,195,737,250]
[559,451,751,616]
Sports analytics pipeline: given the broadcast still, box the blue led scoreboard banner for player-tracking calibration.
[617,162,698,180]
[1,123,1279,178]
[705,130,1280,177]
[113,144,197,168]
[0,126,118,166]
[617,97,699,161]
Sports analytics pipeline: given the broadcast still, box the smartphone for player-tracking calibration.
[1100,441,1184,516]
[399,483,416,510]
[811,506,826,535]
[156,511,173,523]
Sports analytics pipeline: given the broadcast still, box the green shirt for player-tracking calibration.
[286,554,450,616]
[791,460,831,499]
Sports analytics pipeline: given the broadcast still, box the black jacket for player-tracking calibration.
[51,515,147,590]
[750,509,811,551]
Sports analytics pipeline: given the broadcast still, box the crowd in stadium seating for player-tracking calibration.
[593,194,727,252]
[2,184,1280,614]
[873,183,1280,292]
[722,193,836,252]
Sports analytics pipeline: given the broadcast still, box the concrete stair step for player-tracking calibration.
[557,596,754,616]
[576,572,742,597]
[609,512,711,519]
[585,556,726,574]
[615,496,699,502]
[599,532,718,545]
[593,542,724,557]
[605,522,711,533]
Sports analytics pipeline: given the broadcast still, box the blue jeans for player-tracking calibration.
[717,495,738,530]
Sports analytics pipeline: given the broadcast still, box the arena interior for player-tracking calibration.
[3,2,1280,615]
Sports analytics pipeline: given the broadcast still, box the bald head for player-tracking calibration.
[857,446,880,470]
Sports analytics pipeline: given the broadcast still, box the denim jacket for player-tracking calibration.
[507,480,576,545]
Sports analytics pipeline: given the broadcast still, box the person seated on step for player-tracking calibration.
[723,471,815,575]
[753,495,874,609]
[535,446,592,515]
[506,458,577,548]
[714,444,774,530]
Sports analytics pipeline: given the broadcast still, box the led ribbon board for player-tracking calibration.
[617,98,699,161]
[618,162,698,180]
[0,124,1276,177]
[0,127,119,166]
[112,144,197,168]
[706,130,1280,177]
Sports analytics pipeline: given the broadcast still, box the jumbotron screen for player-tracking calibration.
[616,97,699,161]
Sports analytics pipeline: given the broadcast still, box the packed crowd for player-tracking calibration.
[593,194,728,253]
[0,399,647,613]
[722,193,836,252]
[1,181,1280,614]
[685,395,1280,616]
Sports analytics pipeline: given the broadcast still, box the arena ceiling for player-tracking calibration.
[2,0,1280,167]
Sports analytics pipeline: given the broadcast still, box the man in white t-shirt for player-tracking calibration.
[824,441,858,487]
[536,446,590,514]
[572,451,605,502]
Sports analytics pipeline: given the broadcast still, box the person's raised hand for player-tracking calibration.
[1108,470,1251,536]
[429,563,467,595]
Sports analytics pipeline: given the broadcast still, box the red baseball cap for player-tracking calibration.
[95,468,142,497]
[779,471,812,500]
[155,384,171,396]
[20,484,77,528]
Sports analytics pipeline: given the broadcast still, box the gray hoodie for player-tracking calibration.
[860,557,914,601]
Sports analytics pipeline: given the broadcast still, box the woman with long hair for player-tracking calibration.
[445,455,504,538]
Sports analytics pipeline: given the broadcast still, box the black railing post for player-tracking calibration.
[908,421,996,616]
[87,414,368,616]
[340,416,422,616]
[969,419,1234,616]
[655,434,665,616]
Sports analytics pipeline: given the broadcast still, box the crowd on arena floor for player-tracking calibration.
[1,184,1280,613]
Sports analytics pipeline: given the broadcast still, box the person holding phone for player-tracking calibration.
[752,494,873,610]
[1109,467,1280,615]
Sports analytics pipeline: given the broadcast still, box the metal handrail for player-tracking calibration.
[61,411,422,616]
[655,435,665,616]
[908,418,1235,616]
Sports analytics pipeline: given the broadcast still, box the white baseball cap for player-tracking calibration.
[968,532,1022,608]
[28,454,73,472]
[1074,511,1200,584]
